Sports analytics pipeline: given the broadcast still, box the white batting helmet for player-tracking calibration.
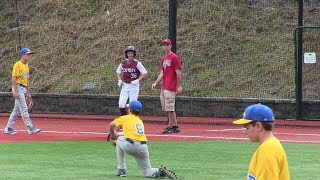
[125,46,136,58]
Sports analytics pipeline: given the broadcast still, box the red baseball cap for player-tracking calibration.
[162,38,172,45]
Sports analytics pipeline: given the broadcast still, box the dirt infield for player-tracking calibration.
[0,113,319,144]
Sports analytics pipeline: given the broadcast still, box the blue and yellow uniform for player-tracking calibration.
[114,114,148,143]
[4,48,40,135]
[110,101,177,178]
[12,60,30,87]
[233,104,290,180]
[247,137,290,180]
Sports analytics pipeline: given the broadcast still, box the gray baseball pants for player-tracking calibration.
[116,136,161,177]
[6,85,34,129]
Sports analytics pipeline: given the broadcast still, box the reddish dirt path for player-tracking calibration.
[0,113,319,144]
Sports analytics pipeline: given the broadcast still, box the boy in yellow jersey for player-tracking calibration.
[4,48,40,135]
[109,100,177,179]
[233,103,290,180]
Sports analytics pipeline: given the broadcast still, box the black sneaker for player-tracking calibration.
[162,126,173,134]
[116,169,126,177]
[171,126,180,133]
[159,165,177,179]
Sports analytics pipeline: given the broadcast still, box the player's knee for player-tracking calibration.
[119,103,126,108]
[22,112,30,119]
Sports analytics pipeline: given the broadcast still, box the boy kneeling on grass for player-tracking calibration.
[108,100,177,179]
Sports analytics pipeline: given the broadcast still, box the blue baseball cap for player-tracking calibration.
[20,48,33,56]
[129,100,143,111]
[233,103,275,125]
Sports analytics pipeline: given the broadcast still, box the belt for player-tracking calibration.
[18,84,27,88]
[126,138,147,145]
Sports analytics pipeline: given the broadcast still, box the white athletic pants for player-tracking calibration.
[118,82,139,108]
[6,85,34,129]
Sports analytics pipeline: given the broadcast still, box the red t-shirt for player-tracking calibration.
[161,53,181,91]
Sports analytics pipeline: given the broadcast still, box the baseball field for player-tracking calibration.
[1,113,319,179]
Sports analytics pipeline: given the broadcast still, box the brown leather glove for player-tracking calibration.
[107,132,118,146]
[26,97,33,110]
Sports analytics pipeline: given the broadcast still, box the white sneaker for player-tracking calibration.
[27,126,41,135]
[4,127,18,135]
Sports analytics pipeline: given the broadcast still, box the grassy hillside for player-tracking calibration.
[0,0,319,99]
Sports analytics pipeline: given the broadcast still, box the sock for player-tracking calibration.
[120,108,127,116]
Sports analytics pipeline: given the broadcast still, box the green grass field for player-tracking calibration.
[0,141,319,179]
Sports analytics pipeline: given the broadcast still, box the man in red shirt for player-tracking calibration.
[152,39,182,134]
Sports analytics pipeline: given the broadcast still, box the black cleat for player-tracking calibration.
[162,126,173,134]
[171,126,181,133]
[159,165,177,179]
[116,169,126,177]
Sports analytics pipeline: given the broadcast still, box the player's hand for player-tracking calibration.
[152,82,157,90]
[13,92,18,99]
[118,80,123,87]
[131,79,139,85]
[176,86,182,94]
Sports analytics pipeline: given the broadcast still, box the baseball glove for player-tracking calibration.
[26,97,33,110]
[107,131,118,146]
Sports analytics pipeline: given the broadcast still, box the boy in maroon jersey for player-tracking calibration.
[116,46,147,116]
[152,39,182,134]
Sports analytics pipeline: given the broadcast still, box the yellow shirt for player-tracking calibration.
[114,114,148,142]
[12,60,29,87]
[247,137,290,180]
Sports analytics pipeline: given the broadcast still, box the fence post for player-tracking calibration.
[15,0,22,53]
[169,0,177,53]
[294,26,320,120]
[294,27,303,119]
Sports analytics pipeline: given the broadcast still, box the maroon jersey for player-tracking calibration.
[121,59,141,83]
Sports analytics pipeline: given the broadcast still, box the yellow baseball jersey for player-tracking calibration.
[114,114,148,142]
[12,60,29,87]
[247,137,290,180]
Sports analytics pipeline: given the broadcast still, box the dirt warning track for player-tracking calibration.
[0,113,319,144]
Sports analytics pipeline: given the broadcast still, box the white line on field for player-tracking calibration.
[41,130,108,135]
[206,128,245,132]
[148,134,320,143]
[1,129,319,143]
[206,129,320,136]
[274,132,320,136]
[0,129,109,135]
[279,139,320,143]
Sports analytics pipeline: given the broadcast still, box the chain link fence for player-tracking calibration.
[1,0,319,100]
[299,28,320,101]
